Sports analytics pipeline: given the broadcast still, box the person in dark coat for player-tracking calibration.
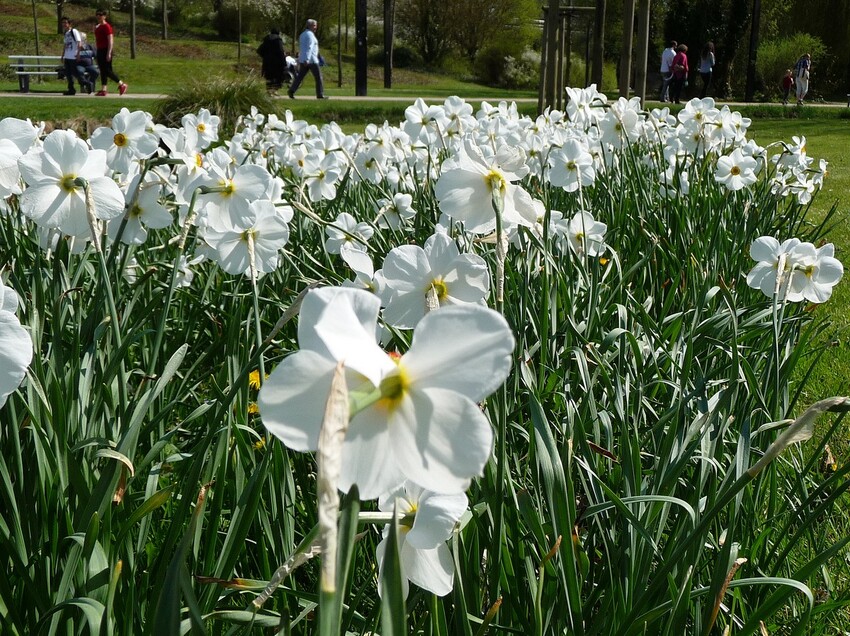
[257,28,287,90]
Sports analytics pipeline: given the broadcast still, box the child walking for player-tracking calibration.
[781,69,794,105]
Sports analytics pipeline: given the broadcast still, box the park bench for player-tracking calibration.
[7,55,64,93]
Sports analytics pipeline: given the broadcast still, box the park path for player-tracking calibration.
[1,91,847,107]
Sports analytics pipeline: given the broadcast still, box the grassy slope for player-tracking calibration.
[0,1,536,98]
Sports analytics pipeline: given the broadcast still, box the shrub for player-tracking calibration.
[153,74,277,137]
[757,33,826,99]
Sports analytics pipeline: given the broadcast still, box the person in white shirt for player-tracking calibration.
[287,19,326,99]
[60,17,93,95]
[659,40,677,103]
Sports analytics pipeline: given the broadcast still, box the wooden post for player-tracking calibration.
[355,0,367,95]
[31,0,40,56]
[545,0,560,108]
[634,0,649,102]
[618,0,635,98]
[592,0,605,87]
[565,6,572,90]
[556,12,565,108]
[537,6,549,113]
[237,0,242,65]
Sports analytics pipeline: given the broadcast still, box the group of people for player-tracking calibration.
[257,19,326,99]
[659,40,714,104]
[61,11,127,96]
[661,39,813,106]
[782,53,812,105]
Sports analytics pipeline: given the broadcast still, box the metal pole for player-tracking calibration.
[383,0,393,88]
[355,0,367,95]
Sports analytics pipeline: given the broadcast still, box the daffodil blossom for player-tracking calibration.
[0,283,33,409]
[744,236,842,303]
[90,108,160,174]
[548,138,596,192]
[375,482,468,598]
[182,108,220,149]
[325,212,374,254]
[715,148,758,191]
[107,176,173,245]
[203,200,292,276]
[380,231,490,329]
[560,211,607,257]
[434,140,536,234]
[17,129,125,236]
[258,287,514,498]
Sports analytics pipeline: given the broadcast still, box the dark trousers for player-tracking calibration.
[96,49,121,85]
[699,72,711,98]
[289,62,324,97]
[63,58,89,93]
[670,77,686,103]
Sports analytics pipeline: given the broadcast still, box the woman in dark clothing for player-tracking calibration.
[257,28,287,90]
[669,44,689,104]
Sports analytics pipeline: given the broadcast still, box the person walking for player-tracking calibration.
[257,27,287,90]
[659,40,677,102]
[698,42,714,99]
[781,69,794,106]
[60,17,92,96]
[669,44,689,104]
[794,53,811,105]
[288,19,326,100]
[94,9,127,96]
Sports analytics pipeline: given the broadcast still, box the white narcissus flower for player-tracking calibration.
[196,149,274,231]
[380,232,490,329]
[0,283,33,409]
[90,108,160,174]
[715,148,758,191]
[560,211,607,257]
[375,192,416,229]
[548,138,596,192]
[746,236,802,299]
[376,482,468,599]
[744,236,842,304]
[203,200,293,276]
[17,129,125,236]
[182,108,220,149]
[325,212,374,254]
[789,243,844,304]
[434,140,537,234]
[0,139,24,200]
[258,287,514,498]
[304,153,342,202]
[107,177,173,245]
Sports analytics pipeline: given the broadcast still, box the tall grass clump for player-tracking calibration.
[154,74,278,136]
[1,89,849,635]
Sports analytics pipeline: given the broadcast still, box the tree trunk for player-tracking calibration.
[383,0,393,88]
[162,0,168,40]
[130,0,137,59]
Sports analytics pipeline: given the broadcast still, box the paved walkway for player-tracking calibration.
[2,91,847,108]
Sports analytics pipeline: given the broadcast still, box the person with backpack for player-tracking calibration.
[794,53,811,105]
[60,17,92,95]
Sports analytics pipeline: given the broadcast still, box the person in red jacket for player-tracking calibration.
[669,44,689,104]
[94,9,127,96]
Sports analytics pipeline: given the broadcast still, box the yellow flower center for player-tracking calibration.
[197,123,206,133]
[128,203,143,218]
[485,169,507,194]
[195,153,203,168]
[566,160,577,172]
[113,132,128,147]
[730,166,741,176]
[429,279,448,302]
[378,366,410,411]
[60,174,78,193]
[240,228,257,243]
[221,180,235,196]
[803,264,815,278]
